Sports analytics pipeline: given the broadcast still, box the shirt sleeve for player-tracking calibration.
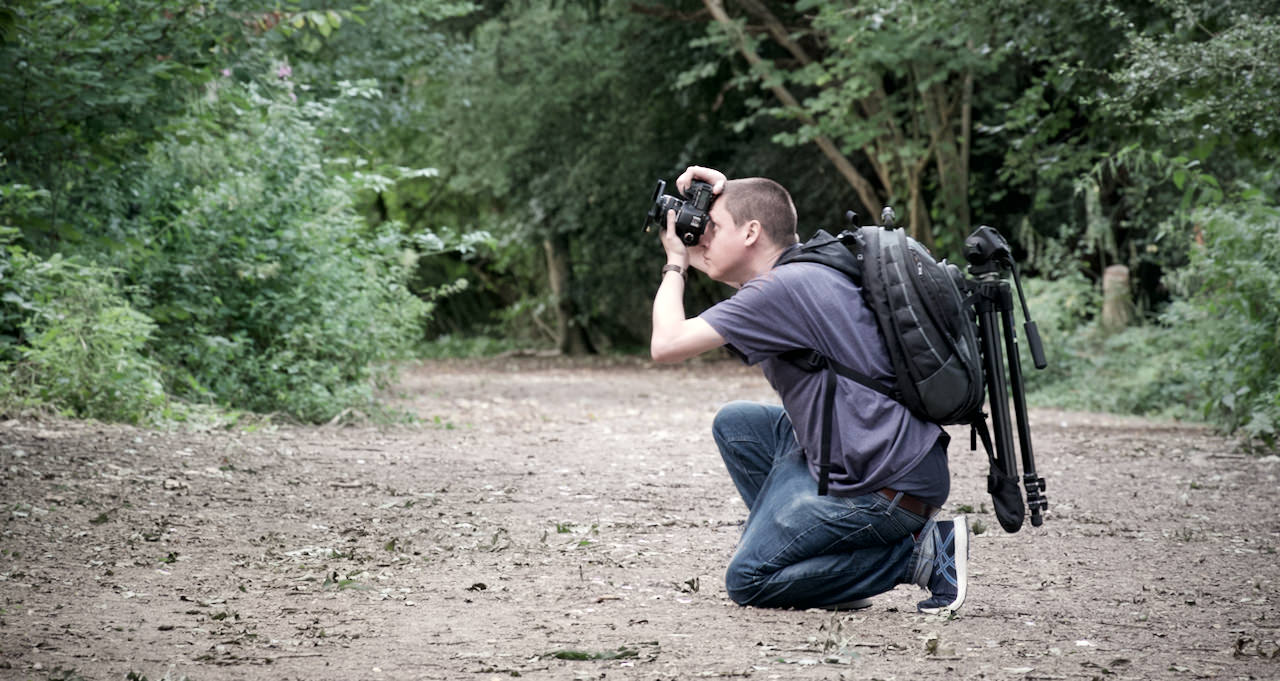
[699,270,809,365]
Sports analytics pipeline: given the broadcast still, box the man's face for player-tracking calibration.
[688,200,747,286]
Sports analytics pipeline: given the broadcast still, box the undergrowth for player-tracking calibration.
[1020,201,1280,448]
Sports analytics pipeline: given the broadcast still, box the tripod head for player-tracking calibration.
[962,226,1047,371]
[963,226,1013,277]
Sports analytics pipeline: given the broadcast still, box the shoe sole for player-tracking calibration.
[920,514,969,614]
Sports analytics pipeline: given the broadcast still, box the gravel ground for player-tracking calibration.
[1,358,1277,680]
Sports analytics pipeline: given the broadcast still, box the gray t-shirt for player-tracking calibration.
[700,259,946,501]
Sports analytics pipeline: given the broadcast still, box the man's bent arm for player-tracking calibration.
[651,270,725,362]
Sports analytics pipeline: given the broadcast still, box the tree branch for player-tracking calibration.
[733,0,811,66]
[702,0,882,219]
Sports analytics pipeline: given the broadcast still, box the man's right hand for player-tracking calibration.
[660,209,691,269]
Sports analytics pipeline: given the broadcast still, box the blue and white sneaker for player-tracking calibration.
[916,515,969,614]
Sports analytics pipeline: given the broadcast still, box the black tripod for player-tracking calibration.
[964,226,1049,532]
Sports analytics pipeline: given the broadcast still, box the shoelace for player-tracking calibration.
[934,526,958,588]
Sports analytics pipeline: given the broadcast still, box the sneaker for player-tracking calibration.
[916,515,969,614]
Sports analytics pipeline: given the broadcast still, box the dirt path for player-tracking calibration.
[2,358,1278,680]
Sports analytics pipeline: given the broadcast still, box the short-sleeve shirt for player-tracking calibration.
[700,258,946,500]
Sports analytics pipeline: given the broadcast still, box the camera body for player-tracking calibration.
[645,179,715,246]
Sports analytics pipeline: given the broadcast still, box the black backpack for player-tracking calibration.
[774,225,986,495]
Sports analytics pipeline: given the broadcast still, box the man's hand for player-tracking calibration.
[676,165,727,196]
[660,209,690,270]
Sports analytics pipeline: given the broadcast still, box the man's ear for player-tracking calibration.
[742,220,762,246]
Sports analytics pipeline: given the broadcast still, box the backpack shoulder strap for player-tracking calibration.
[774,229,864,282]
[778,348,901,496]
[778,349,899,403]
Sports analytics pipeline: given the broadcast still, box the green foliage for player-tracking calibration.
[0,0,259,248]
[1019,273,1100,387]
[0,1,478,424]
[120,82,427,422]
[1102,0,1280,154]
[1167,202,1280,445]
[991,0,1278,285]
[1,0,1277,441]
[429,0,731,347]
[0,239,165,423]
[418,334,526,359]
[1019,198,1280,446]
[1025,322,1200,420]
[751,0,999,248]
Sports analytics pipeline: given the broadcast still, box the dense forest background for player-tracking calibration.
[1,0,1277,445]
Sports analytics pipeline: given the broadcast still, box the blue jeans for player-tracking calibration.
[712,401,931,609]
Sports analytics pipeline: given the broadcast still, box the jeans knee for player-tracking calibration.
[724,557,762,606]
[712,400,764,442]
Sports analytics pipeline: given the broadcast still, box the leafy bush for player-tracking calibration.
[1018,273,1099,386]
[418,334,527,359]
[1017,199,1280,446]
[119,82,427,422]
[1035,324,1201,419]
[1018,272,1199,420]
[0,239,166,423]
[1166,202,1280,445]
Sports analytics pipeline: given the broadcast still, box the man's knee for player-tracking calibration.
[712,400,766,441]
[723,560,758,606]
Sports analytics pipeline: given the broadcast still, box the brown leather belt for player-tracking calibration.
[879,488,939,518]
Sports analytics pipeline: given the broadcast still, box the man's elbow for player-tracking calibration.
[650,319,722,363]
[650,341,683,364]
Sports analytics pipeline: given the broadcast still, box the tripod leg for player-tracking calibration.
[998,294,1048,526]
[977,290,1018,482]
[976,284,1024,532]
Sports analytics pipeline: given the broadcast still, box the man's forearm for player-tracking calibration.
[651,267,688,357]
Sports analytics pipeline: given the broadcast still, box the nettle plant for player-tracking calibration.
[0,232,166,423]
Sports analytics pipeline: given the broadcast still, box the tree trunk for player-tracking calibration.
[905,163,933,250]
[543,235,592,355]
[921,74,973,247]
[1101,264,1133,334]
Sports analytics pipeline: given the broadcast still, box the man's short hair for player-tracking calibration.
[719,177,799,246]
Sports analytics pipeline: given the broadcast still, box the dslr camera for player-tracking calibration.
[645,179,715,246]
